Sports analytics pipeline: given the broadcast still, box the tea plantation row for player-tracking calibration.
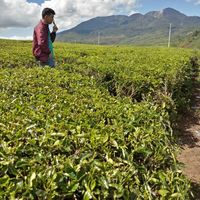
[0,40,198,199]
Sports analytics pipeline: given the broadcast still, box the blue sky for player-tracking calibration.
[138,0,200,16]
[1,0,200,40]
[27,0,44,4]
[27,0,200,16]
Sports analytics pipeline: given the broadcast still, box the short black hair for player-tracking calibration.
[42,8,55,18]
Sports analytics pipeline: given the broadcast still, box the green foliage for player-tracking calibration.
[0,39,197,199]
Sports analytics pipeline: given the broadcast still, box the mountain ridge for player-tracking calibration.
[57,8,200,46]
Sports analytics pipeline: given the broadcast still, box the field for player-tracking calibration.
[0,39,199,199]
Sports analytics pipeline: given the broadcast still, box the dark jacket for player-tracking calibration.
[33,20,56,62]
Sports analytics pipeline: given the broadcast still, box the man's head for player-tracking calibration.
[42,8,55,24]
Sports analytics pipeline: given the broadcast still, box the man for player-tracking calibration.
[33,8,58,67]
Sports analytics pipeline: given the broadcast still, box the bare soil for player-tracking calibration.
[177,111,200,183]
[177,80,200,199]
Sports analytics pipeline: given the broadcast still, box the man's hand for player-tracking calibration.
[52,20,58,33]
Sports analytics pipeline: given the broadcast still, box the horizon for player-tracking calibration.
[1,0,200,40]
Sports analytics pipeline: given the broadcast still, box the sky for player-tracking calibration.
[0,0,200,40]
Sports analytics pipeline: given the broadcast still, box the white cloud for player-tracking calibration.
[185,0,200,4]
[0,0,40,28]
[0,35,32,40]
[45,0,137,28]
[0,0,138,31]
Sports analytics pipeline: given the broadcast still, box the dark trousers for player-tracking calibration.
[36,57,55,68]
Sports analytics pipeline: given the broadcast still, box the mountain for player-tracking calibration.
[57,8,200,46]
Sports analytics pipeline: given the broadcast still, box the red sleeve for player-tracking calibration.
[36,26,51,55]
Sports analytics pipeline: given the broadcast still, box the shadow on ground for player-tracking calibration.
[191,182,200,200]
[176,70,200,198]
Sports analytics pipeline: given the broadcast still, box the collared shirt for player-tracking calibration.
[33,20,56,62]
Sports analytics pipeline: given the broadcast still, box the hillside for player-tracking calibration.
[57,8,200,46]
[174,30,200,48]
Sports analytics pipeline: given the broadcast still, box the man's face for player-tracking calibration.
[45,14,54,24]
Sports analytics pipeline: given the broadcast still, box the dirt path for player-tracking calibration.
[177,79,200,199]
